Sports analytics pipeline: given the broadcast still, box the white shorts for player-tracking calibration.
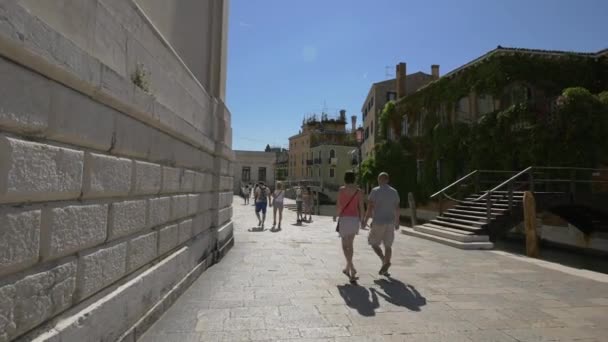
[338,216,359,238]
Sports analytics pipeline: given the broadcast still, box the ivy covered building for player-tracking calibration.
[368,46,608,202]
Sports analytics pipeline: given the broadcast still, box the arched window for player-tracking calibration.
[329,149,336,159]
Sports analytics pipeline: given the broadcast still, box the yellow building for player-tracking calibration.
[288,110,357,180]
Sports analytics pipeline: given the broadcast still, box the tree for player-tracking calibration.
[265,144,271,152]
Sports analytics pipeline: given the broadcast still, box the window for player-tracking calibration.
[318,168,321,177]
[242,167,251,182]
[365,127,369,139]
[401,117,408,137]
[329,149,336,158]
[371,96,374,107]
[258,167,266,182]
[386,92,397,101]
[371,120,374,135]
[330,168,335,178]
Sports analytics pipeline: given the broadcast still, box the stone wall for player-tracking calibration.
[0,1,233,341]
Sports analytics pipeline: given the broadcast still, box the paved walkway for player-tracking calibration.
[140,197,608,341]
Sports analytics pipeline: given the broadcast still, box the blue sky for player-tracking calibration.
[226,0,608,151]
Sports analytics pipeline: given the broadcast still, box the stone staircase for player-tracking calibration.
[405,191,525,249]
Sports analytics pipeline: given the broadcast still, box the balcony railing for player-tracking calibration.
[306,159,314,166]
[313,158,322,164]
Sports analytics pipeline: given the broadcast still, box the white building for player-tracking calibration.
[234,151,277,194]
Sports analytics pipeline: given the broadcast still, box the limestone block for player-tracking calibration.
[41,203,109,261]
[161,166,181,194]
[83,152,132,198]
[93,1,128,77]
[77,242,127,301]
[219,191,233,209]
[0,136,84,204]
[217,206,233,227]
[0,260,76,342]
[127,231,157,272]
[187,194,199,216]
[133,161,161,195]
[199,193,214,212]
[173,142,200,169]
[217,222,233,247]
[177,219,193,245]
[147,129,175,165]
[48,82,115,150]
[181,170,195,192]
[157,224,178,255]
[108,199,147,240]
[147,197,171,228]
[172,195,189,220]
[99,62,134,117]
[0,57,50,134]
[192,213,212,237]
[220,176,233,192]
[0,208,41,276]
[193,172,205,192]
[112,114,151,159]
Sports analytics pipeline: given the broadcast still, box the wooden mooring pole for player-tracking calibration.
[523,191,539,257]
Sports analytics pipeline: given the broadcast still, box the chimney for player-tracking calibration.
[351,115,357,132]
[396,62,407,99]
[339,109,346,122]
[431,64,440,79]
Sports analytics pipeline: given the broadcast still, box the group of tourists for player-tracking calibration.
[242,181,286,230]
[242,171,400,282]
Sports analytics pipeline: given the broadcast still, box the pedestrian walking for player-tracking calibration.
[303,186,313,222]
[363,172,400,276]
[334,171,364,282]
[295,183,304,224]
[254,182,271,228]
[272,182,285,230]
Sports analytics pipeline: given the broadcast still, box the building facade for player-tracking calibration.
[310,145,357,191]
[233,151,277,194]
[360,63,438,159]
[288,110,355,180]
[0,1,232,341]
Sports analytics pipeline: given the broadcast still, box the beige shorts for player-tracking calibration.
[368,223,395,247]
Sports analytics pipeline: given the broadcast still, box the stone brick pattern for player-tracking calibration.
[0,1,235,341]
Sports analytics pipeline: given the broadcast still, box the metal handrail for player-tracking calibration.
[430,170,478,199]
[476,166,533,202]
[533,166,608,172]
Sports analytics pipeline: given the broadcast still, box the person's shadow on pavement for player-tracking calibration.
[337,284,379,317]
[372,277,426,312]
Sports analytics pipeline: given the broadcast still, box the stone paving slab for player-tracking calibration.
[140,197,608,341]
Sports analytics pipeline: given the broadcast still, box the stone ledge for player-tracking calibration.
[24,231,220,342]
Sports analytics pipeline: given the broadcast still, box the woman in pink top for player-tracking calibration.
[334,171,364,281]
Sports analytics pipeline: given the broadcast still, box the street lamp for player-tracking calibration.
[355,127,364,186]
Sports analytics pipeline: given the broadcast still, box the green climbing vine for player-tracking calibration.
[367,54,608,205]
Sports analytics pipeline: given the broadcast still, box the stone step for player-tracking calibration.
[436,216,488,227]
[429,219,484,233]
[443,212,491,222]
[447,208,499,218]
[414,224,490,242]
[454,205,508,213]
[402,227,494,250]
[461,201,509,207]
